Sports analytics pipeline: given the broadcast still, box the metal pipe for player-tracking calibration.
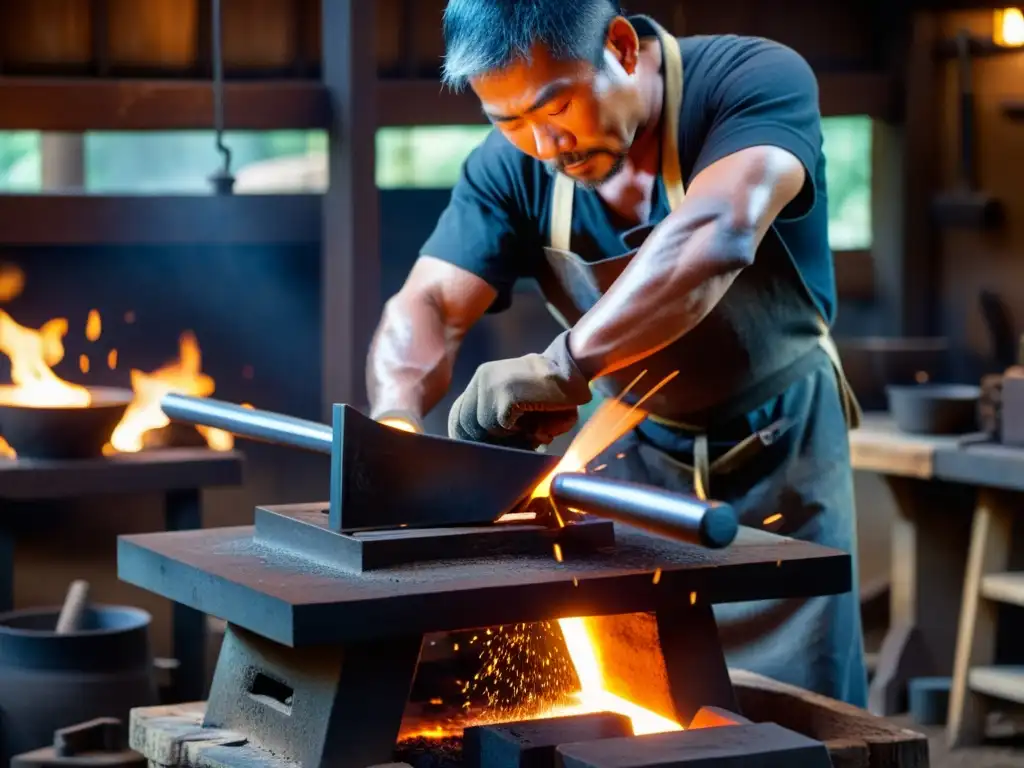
[550,472,739,549]
[161,394,332,454]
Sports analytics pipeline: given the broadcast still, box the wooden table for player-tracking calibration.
[849,414,977,716]
[851,414,1024,731]
[0,448,244,703]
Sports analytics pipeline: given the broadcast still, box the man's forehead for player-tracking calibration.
[471,45,595,118]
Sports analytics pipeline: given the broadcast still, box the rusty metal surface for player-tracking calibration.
[253,504,615,573]
[117,524,851,647]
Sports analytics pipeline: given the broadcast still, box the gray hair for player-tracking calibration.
[441,0,621,91]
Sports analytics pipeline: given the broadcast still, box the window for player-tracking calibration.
[0,117,872,250]
[0,131,41,192]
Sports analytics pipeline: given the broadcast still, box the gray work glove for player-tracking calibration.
[448,332,592,449]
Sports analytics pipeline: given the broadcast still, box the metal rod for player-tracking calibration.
[161,394,332,454]
[550,473,739,549]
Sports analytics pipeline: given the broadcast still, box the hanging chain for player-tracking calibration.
[210,0,235,194]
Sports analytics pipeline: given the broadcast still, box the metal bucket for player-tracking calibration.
[0,605,158,763]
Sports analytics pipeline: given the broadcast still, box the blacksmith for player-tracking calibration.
[366,0,867,706]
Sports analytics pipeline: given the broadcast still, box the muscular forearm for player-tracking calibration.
[568,198,755,380]
[366,293,463,421]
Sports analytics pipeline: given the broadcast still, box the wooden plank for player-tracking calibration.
[946,490,1015,747]
[730,669,930,768]
[0,194,320,246]
[320,0,379,415]
[117,524,852,647]
[847,413,961,478]
[980,572,1024,607]
[0,77,331,130]
[933,442,1024,492]
[0,448,243,499]
[968,666,1024,705]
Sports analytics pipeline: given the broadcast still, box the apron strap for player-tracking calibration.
[548,20,686,252]
[550,173,575,253]
[815,316,862,431]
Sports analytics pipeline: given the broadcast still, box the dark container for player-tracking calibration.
[0,386,132,460]
[887,383,981,435]
[0,606,159,764]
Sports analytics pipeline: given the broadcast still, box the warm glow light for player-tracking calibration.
[379,416,420,433]
[557,618,683,735]
[0,311,91,408]
[108,332,233,453]
[994,7,1024,46]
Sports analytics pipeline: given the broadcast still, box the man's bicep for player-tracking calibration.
[401,256,498,334]
[685,145,806,242]
[419,134,532,312]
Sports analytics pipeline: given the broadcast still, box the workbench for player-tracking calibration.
[850,413,1024,731]
[0,448,244,703]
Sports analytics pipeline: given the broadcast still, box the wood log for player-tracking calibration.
[730,669,929,768]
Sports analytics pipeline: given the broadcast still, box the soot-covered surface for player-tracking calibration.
[118,523,851,646]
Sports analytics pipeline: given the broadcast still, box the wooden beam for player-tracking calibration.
[0,195,320,245]
[321,0,379,415]
[834,249,876,302]
[377,71,900,125]
[0,77,332,131]
[900,12,942,335]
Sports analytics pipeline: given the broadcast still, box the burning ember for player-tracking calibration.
[401,618,682,746]
[0,305,233,457]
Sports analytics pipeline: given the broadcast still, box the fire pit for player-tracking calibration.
[0,385,133,460]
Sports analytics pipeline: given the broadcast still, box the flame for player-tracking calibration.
[85,310,101,342]
[524,370,679,505]
[108,332,233,453]
[0,311,91,407]
[557,617,682,735]
[0,264,25,302]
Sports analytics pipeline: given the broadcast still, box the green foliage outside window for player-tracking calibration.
[0,115,871,249]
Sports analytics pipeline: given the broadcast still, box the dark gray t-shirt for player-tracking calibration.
[421,26,835,323]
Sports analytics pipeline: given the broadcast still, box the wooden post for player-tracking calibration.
[320,0,379,418]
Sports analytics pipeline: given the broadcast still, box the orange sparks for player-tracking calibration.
[615,452,625,459]
[526,370,680,503]
[690,591,697,605]
[79,354,89,374]
[107,349,118,369]
[453,643,459,652]
[592,464,607,472]
[0,264,25,302]
[763,513,783,526]
[573,577,579,587]
[552,543,563,562]
[85,310,101,342]
[652,568,662,585]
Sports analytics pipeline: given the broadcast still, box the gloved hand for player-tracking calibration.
[374,409,424,434]
[448,331,592,449]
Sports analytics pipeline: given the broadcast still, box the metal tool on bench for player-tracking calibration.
[160,394,739,562]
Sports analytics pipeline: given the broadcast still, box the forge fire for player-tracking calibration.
[400,618,682,744]
[0,304,235,458]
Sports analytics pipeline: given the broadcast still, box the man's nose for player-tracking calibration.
[532,127,574,160]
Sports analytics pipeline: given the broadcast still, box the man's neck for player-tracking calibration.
[625,37,665,173]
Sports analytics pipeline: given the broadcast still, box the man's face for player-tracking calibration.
[469,21,642,188]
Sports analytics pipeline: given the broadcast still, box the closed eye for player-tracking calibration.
[549,100,571,116]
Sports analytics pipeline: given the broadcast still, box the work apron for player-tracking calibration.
[534,18,868,705]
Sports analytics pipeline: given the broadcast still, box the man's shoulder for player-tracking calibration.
[679,33,815,91]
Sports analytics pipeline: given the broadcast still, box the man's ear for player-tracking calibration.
[605,16,640,74]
